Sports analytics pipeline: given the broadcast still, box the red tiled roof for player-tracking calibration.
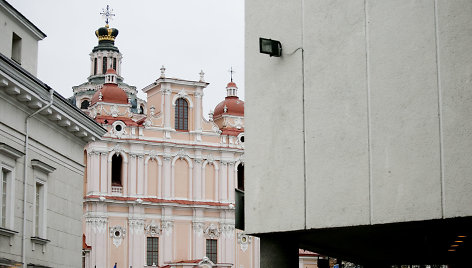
[94,115,140,126]
[221,127,244,137]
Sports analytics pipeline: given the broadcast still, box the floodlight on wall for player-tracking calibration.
[259,38,282,57]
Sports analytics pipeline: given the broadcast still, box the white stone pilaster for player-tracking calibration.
[220,161,228,201]
[192,209,205,259]
[123,156,128,196]
[161,208,174,264]
[100,153,107,193]
[128,217,145,268]
[91,152,100,193]
[195,89,203,132]
[193,155,203,200]
[228,161,235,202]
[129,154,137,195]
[163,152,172,198]
[163,84,171,129]
[86,151,92,194]
[137,155,144,195]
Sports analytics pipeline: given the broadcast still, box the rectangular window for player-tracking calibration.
[206,239,217,264]
[147,237,159,266]
[34,182,45,237]
[113,58,117,70]
[94,58,97,75]
[1,168,9,227]
[11,33,22,64]
[102,57,108,74]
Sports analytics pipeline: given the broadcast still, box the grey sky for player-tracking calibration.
[7,0,244,117]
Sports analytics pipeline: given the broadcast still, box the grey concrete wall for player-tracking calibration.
[246,0,472,234]
[0,5,40,75]
[245,0,306,233]
[0,91,86,267]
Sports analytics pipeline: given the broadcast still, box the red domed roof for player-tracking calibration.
[227,82,237,88]
[213,96,244,118]
[90,83,128,105]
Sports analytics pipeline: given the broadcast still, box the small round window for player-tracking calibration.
[114,230,120,237]
[115,125,122,132]
[238,133,244,144]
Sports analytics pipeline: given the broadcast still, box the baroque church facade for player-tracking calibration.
[72,20,259,268]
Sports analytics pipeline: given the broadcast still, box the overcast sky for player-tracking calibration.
[7,0,244,117]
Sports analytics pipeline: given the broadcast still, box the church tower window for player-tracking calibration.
[80,100,90,109]
[102,57,108,74]
[113,58,117,70]
[111,154,122,186]
[93,58,97,75]
[237,163,244,191]
[175,98,188,131]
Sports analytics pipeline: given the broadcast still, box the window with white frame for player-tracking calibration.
[0,143,24,232]
[30,159,55,239]
[1,168,12,228]
[146,237,159,266]
[34,181,45,237]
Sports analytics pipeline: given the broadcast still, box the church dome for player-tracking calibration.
[91,69,128,105]
[213,82,244,119]
[93,24,120,52]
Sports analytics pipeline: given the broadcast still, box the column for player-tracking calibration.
[194,89,203,131]
[163,84,172,129]
[193,152,203,200]
[86,151,92,194]
[129,154,137,196]
[129,211,145,268]
[107,155,112,195]
[137,155,144,195]
[122,156,128,196]
[91,152,100,194]
[90,57,94,77]
[219,161,228,202]
[86,216,108,268]
[100,153,107,193]
[161,207,174,264]
[163,152,172,198]
[192,209,205,259]
[228,161,235,202]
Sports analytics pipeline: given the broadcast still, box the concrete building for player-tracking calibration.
[0,1,106,267]
[245,0,472,267]
[78,19,260,268]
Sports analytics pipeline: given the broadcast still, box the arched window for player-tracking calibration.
[139,105,144,114]
[112,154,122,186]
[237,163,244,191]
[80,100,90,109]
[175,98,188,131]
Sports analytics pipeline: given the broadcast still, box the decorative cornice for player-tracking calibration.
[0,143,24,159]
[31,159,55,174]
[0,54,106,142]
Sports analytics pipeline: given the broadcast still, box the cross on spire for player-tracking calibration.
[228,67,235,82]
[100,5,115,26]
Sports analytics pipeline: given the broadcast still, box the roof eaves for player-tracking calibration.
[0,0,47,40]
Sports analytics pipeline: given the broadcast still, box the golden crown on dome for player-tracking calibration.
[95,5,119,41]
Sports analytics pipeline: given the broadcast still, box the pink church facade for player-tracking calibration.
[76,22,259,268]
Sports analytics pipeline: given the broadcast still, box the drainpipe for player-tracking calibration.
[22,89,54,268]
